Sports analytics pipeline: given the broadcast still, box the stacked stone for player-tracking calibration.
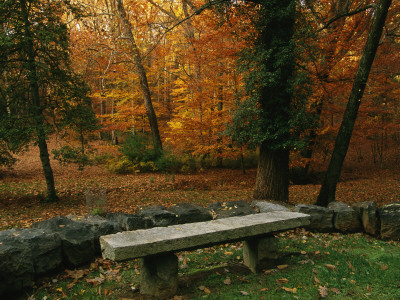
[1,199,400,297]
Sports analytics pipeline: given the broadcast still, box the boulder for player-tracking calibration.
[136,206,178,227]
[105,212,153,231]
[328,201,362,233]
[252,201,291,213]
[1,228,62,275]
[352,201,378,236]
[0,233,34,295]
[67,215,121,254]
[168,203,212,224]
[294,204,334,232]
[379,203,400,240]
[207,200,256,219]
[32,216,95,267]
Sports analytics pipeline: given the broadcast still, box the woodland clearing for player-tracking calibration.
[0,139,399,230]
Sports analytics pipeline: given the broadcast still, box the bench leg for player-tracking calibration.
[243,235,279,273]
[140,253,178,298]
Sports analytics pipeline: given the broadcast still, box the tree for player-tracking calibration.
[0,0,97,201]
[316,0,392,206]
[116,0,163,153]
[232,0,297,202]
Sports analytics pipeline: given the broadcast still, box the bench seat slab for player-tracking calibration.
[100,211,310,261]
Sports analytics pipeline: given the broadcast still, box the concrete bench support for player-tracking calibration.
[140,253,178,298]
[243,235,279,273]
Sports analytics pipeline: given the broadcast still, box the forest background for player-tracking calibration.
[1,0,400,229]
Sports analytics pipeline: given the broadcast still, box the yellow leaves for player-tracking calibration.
[277,264,289,270]
[168,121,183,130]
[282,287,297,293]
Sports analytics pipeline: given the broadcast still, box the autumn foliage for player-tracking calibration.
[61,0,400,173]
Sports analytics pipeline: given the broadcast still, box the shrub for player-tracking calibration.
[52,145,92,171]
[120,134,160,163]
[105,156,135,174]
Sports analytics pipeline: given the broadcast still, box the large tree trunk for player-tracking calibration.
[253,0,295,202]
[20,0,58,202]
[316,0,392,206]
[116,0,163,152]
[254,143,289,201]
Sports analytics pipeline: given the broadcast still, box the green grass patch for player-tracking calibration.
[22,231,400,299]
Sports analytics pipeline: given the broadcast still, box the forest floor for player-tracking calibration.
[1,139,400,230]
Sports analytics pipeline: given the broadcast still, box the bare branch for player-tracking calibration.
[318,4,375,32]
[144,0,230,58]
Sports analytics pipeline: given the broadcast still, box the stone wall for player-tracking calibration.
[1,200,399,296]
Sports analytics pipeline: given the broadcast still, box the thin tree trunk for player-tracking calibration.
[20,0,58,202]
[116,0,163,152]
[316,0,392,206]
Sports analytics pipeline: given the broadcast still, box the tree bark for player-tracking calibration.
[20,0,58,202]
[116,0,163,152]
[316,0,392,206]
[254,143,289,201]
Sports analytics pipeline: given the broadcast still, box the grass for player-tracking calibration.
[22,231,400,300]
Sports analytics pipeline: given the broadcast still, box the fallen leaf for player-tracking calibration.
[223,278,232,285]
[260,288,269,292]
[65,269,86,279]
[300,251,307,255]
[314,250,321,255]
[367,284,371,292]
[318,285,328,298]
[240,291,249,296]
[67,281,76,289]
[198,286,211,294]
[330,287,341,294]
[281,287,297,293]
[347,261,355,271]
[314,275,320,284]
[380,264,388,270]
[277,264,289,270]
[86,277,105,286]
[324,264,337,271]
[350,280,356,284]
[276,278,289,284]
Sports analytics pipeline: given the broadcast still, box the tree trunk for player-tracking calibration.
[316,0,392,206]
[20,0,58,202]
[253,0,295,202]
[116,0,163,152]
[254,143,289,201]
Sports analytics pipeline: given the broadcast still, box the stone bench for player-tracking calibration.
[100,211,310,298]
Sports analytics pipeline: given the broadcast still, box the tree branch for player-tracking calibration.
[143,0,230,58]
[318,4,375,32]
